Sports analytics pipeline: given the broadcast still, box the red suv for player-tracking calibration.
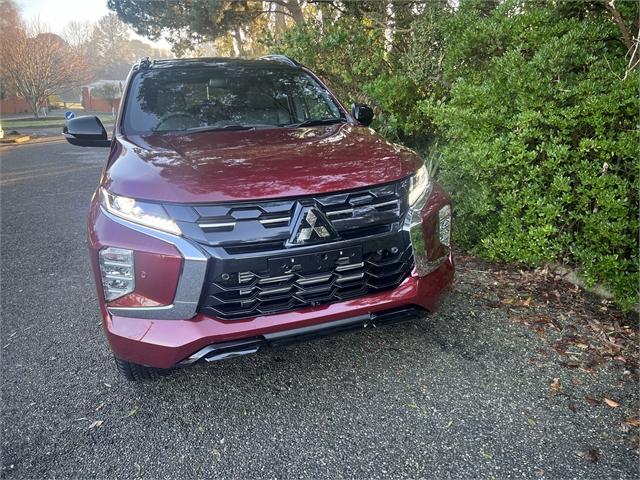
[63,56,454,380]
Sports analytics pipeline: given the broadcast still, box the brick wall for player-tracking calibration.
[82,87,121,113]
[0,95,31,115]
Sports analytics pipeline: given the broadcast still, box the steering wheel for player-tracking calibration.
[155,112,200,131]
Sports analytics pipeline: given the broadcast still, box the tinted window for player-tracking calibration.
[123,64,343,134]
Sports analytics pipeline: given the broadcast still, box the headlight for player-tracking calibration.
[408,165,432,206]
[100,188,181,235]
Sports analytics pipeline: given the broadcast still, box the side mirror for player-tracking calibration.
[351,103,374,127]
[63,116,111,147]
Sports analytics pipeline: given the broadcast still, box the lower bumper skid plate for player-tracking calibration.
[177,307,423,367]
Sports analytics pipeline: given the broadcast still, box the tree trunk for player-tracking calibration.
[284,0,304,25]
[274,2,287,36]
[391,0,412,55]
[232,28,246,57]
[27,97,39,119]
[604,0,634,51]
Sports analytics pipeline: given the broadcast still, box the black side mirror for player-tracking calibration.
[351,103,374,127]
[63,116,111,147]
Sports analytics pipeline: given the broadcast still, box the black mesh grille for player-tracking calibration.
[200,244,414,320]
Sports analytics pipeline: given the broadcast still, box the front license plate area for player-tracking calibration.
[268,246,362,276]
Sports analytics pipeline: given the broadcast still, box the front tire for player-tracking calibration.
[114,357,169,381]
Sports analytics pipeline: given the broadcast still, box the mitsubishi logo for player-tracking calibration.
[286,205,339,246]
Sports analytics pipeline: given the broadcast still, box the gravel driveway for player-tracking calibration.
[1,141,638,479]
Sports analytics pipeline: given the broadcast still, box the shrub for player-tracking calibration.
[421,1,638,307]
[272,0,639,308]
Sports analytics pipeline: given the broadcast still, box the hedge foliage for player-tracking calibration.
[271,0,639,308]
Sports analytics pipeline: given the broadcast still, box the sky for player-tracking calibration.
[15,0,171,49]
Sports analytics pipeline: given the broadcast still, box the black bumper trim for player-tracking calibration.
[176,306,424,367]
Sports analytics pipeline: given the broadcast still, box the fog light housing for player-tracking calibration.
[99,247,134,301]
[438,205,451,247]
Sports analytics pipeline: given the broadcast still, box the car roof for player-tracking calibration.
[138,56,301,71]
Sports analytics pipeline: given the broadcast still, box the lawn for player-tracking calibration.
[1,114,116,131]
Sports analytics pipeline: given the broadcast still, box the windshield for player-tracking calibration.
[122,64,344,134]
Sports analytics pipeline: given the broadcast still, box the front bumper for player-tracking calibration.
[104,258,453,368]
[88,185,454,369]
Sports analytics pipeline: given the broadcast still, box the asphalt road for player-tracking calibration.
[1,139,638,479]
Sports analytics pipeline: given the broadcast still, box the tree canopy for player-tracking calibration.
[107,0,305,55]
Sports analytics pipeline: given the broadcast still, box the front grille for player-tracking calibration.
[165,179,410,252]
[166,179,415,320]
[199,243,414,320]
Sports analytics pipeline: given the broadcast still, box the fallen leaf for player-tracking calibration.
[95,402,106,411]
[88,420,103,430]
[549,378,561,395]
[604,398,621,408]
[523,297,532,307]
[126,407,138,417]
[585,448,600,463]
[623,417,640,427]
[585,395,600,405]
[535,314,552,325]
[527,418,536,426]
[568,401,577,413]
[559,360,581,369]
[481,451,493,459]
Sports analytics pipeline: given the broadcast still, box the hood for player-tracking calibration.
[104,124,423,203]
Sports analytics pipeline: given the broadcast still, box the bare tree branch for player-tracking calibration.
[0,20,91,117]
[602,0,639,78]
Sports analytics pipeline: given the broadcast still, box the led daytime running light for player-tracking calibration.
[100,188,181,235]
[408,165,432,206]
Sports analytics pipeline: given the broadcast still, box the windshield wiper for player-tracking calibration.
[185,124,257,133]
[283,118,346,128]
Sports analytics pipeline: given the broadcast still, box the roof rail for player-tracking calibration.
[137,57,152,69]
[259,54,300,67]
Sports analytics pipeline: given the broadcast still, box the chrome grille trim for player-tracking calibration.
[259,217,290,225]
[335,262,364,272]
[199,221,236,229]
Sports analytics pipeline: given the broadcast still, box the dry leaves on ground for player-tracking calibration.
[603,398,621,408]
[88,420,103,430]
[549,378,562,395]
[454,250,638,378]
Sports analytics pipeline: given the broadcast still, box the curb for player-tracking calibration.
[0,136,66,148]
[0,135,31,144]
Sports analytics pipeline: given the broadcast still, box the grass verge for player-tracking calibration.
[1,114,115,130]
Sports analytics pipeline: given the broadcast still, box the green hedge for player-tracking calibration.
[273,0,639,308]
